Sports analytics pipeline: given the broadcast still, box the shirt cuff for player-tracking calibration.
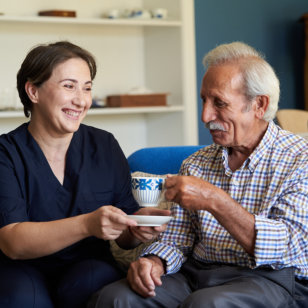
[254,215,288,266]
[140,242,185,274]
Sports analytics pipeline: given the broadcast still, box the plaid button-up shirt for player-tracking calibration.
[141,121,308,280]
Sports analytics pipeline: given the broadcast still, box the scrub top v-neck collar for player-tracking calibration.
[25,125,80,192]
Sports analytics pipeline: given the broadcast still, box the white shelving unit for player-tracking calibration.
[0,15,182,26]
[0,106,184,118]
[0,0,198,156]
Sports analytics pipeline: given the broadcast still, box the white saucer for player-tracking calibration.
[127,215,173,226]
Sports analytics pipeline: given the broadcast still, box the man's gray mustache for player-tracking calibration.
[205,122,227,131]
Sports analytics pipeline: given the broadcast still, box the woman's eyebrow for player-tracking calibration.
[59,79,92,85]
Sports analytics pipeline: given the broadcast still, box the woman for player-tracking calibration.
[0,41,169,308]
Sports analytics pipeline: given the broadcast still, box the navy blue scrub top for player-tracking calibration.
[0,123,139,265]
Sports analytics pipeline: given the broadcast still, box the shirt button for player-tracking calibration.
[232,179,239,185]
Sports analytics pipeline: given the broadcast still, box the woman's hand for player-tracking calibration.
[84,205,137,240]
[0,205,138,260]
[128,207,171,242]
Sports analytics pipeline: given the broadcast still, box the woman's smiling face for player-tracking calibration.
[29,57,93,136]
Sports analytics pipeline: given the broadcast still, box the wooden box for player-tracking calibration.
[38,10,76,17]
[106,94,167,107]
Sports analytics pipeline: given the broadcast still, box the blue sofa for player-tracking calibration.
[111,145,205,269]
[127,145,205,174]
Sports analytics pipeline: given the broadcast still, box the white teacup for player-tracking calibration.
[106,9,122,19]
[130,9,151,19]
[151,8,168,19]
[132,176,165,207]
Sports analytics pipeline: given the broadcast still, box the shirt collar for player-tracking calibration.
[220,121,278,173]
[248,121,278,171]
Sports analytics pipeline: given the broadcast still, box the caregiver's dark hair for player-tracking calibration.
[17,41,97,117]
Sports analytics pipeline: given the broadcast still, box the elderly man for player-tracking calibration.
[95,42,308,307]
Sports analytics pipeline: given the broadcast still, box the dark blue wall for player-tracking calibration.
[194,0,308,145]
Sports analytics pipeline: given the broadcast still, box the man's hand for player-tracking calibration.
[165,175,224,211]
[127,256,165,297]
[165,175,256,255]
[129,207,171,242]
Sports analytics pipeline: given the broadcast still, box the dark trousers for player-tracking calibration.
[95,259,308,308]
[0,257,124,308]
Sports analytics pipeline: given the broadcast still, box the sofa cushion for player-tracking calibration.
[127,145,204,174]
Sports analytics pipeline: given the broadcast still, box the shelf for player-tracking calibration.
[0,105,184,119]
[88,105,184,115]
[0,0,198,155]
[0,15,181,27]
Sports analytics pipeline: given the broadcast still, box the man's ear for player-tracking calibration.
[25,81,39,104]
[254,95,269,119]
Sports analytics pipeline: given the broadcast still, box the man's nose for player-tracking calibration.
[201,101,216,123]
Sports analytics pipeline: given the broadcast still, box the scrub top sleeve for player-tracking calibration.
[110,136,139,214]
[0,148,28,228]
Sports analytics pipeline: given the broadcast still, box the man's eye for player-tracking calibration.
[85,86,92,92]
[214,99,226,108]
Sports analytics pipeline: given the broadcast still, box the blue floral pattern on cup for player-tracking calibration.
[132,178,163,190]
[132,177,165,207]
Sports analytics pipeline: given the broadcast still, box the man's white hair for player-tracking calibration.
[202,42,280,121]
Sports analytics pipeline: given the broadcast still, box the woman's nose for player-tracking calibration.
[73,89,87,107]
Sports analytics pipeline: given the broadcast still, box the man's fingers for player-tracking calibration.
[164,187,178,201]
[128,272,154,297]
[165,175,178,188]
[137,259,159,292]
[151,269,162,287]
[128,260,156,297]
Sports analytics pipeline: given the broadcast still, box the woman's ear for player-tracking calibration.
[25,81,39,104]
[254,95,269,119]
